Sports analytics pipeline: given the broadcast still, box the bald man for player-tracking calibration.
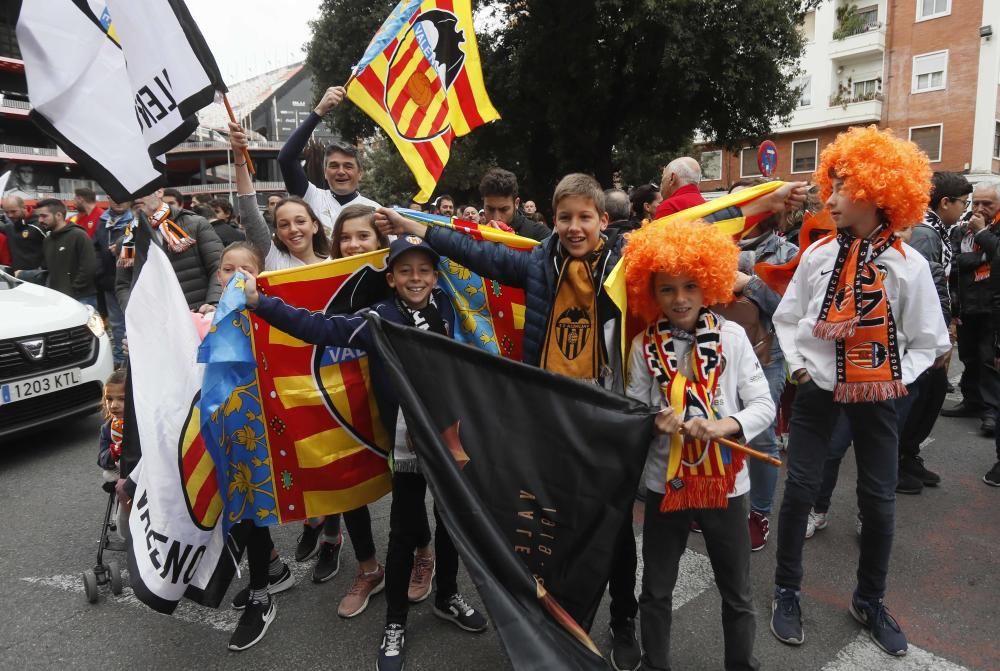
[653,156,706,219]
[1,194,46,271]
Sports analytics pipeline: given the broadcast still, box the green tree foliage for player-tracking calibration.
[306,0,814,208]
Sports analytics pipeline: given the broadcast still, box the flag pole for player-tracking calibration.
[222,93,256,176]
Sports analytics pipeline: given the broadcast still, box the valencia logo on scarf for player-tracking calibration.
[643,310,744,512]
[813,229,906,403]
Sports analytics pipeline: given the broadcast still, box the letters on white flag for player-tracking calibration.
[15,0,225,201]
[124,246,224,613]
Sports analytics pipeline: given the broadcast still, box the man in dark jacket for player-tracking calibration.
[115,188,224,312]
[898,172,971,493]
[1,194,46,271]
[35,198,97,304]
[943,181,1000,436]
[95,200,133,366]
[604,188,635,235]
[479,167,550,242]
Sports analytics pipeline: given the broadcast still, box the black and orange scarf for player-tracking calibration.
[540,241,606,380]
[643,310,744,512]
[813,229,906,403]
[959,214,1000,283]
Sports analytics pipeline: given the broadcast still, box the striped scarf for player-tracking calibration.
[922,209,952,275]
[643,310,744,511]
[147,203,196,254]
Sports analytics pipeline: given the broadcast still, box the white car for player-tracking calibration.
[0,270,114,441]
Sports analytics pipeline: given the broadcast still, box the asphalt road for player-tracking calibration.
[1,382,998,671]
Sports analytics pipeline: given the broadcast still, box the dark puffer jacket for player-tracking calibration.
[115,205,223,310]
[424,226,625,389]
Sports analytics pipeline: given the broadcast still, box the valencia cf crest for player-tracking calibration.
[555,307,591,360]
[846,341,888,369]
[385,9,466,141]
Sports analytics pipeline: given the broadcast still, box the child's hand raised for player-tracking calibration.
[375,207,426,238]
[244,273,260,309]
[654,408,683,435]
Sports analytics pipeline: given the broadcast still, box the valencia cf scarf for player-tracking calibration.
[643,311,744,512]
[148,203,195,254]
[540,242,605,380]
[812,229,906,403]
[959,214,1000,283]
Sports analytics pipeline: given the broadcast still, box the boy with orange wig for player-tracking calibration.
[623,219,775,671]
[769,126,950,656]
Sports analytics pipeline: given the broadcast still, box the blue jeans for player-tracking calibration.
[101,289,126,366]
[774,380,899,600]
[78,294,98,309]
[748,355,786,514]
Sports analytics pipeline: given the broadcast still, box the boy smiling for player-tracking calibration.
[245,237,489,671]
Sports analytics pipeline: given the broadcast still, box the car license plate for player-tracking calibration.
[1,368,83,405]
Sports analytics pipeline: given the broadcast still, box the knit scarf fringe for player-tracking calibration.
[812,315,859,341]
[833,379,908,404]
[659,452,744,513]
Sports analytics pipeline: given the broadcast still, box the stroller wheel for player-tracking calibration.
[108,561,123,595]
[82,569,99,604]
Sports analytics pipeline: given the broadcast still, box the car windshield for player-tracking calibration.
[0,270,21,290]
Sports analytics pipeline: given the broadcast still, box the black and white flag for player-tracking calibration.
[14,0,226,201]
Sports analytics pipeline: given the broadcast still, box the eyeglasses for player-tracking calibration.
[952,197,969,208]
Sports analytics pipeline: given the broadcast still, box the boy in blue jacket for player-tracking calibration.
[377,173,807,670]
[245,236,488,671]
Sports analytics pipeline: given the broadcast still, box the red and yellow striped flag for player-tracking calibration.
[347,0,499,202]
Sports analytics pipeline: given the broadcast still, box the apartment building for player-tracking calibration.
[699,0,1000,193]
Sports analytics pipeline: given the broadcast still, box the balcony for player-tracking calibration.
[0,96,30,117]
[0,143,75,164]
[830,4,885,59]
[168,140,286,153]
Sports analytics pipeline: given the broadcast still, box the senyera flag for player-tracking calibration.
[14,0,226,201]
[347,0,500,202]
[368,315,655,670]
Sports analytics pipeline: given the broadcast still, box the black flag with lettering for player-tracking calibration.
[14,0,226,201]
[367,315,655,670]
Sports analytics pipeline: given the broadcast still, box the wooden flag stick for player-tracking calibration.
[222,93,255,176]
[711,434,783,467]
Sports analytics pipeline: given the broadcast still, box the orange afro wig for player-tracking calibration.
[815,125,931,232]
[623,218,739,324]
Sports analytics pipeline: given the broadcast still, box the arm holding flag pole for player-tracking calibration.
[222,94,255,176]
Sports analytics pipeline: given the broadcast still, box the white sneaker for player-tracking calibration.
[855,513,863,537]
[805,509,828,539]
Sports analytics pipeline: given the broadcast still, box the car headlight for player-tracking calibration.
[86,305,106,337]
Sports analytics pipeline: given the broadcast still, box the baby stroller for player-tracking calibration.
[82,482,125,603]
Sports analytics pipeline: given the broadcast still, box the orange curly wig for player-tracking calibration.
[815,125,931,232]
[623,219,739,324]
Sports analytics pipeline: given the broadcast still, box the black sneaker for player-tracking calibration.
[900,455,940,487]
[232,563,295,610]
[940,402,983,418]
[770,587,804,645]
[312,539,343,583]
[850,592,907,656]
[433,593,488,632]
[227,597,276,651]
[295,523,323,562]
[610,618,641,671]
[377,623,406,671]
[984,461,1000,487]
[895,468,923,495]
[981,417,996,437]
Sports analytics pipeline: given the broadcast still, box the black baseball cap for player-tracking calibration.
[386,235,440,269]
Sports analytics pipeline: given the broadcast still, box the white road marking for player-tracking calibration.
[821,632,971,671]
[21,557,316,633]
[634,535,716,609]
